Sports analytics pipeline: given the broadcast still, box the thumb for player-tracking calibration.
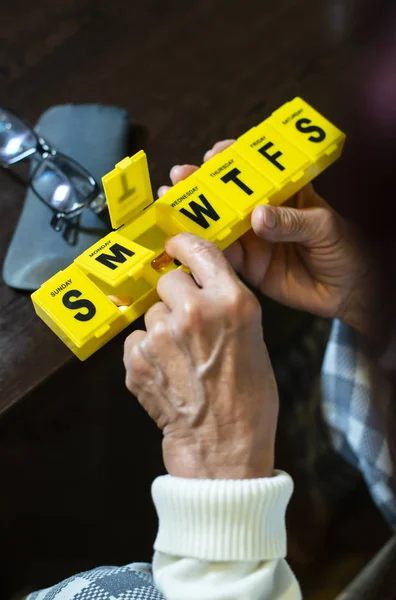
[252,204,329,246]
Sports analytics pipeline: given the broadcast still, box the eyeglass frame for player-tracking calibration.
[0,106,108,237]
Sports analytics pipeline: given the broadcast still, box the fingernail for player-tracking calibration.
[170,165,182,177]
[203,150,213,162]
[157,186,170,197]
[261,206,276,229]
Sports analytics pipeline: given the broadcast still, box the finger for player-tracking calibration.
[165,233,238,289]
[223,240,244,272]
[296,183,329,209]
[169,164,199,185]
[238,230,273,288]
[277,184,328,210]
[158,185,171,197]
[157,267,198,310]
[144,301,171,331]
[123,329,147,367]
[204,139,236,162]
[123,329,154,394]
[158,165,199,198]
[251,203,330,246]
[223,232,273,288]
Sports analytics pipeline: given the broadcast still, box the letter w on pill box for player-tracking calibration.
[32,98,346,360]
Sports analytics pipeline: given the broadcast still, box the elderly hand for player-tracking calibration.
[124,234,278,480]
[158,141,375,337]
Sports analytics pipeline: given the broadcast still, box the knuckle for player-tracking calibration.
[124,354,143,394]
[223,285,260,321]
[125,371,138,395]
[125,343,145,376]
[224,286,245,311]
[123,333,142,365]
[157,270,174,290]
[150,320,170,346]
[321,207,337,230]
[178,297,202,335]
[191,238,223,263]
[145,301,165,322]
[124,339,158,396]
[314,207,338,240]
[244,293,262,320]
[282,208,302,234]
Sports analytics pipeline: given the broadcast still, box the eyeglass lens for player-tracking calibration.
[0,109,38,165]
[32,154,97,214]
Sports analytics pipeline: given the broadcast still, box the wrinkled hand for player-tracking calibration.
[124,233,278,480]
[158,140,375,336]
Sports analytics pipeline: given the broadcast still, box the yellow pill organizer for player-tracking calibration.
[32,98,346,360]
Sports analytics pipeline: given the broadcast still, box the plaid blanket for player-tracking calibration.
[27,564,163,600]
[322,319,396,527]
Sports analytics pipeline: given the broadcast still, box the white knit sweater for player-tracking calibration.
[151,471,302,599]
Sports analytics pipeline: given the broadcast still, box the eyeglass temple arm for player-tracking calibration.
[89,191,107,215]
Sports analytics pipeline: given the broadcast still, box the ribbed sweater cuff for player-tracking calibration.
[152,471,293,562]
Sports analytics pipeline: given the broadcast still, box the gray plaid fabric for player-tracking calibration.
[272,316,361,509]
[26,563,164,600]
[321,319,396,527]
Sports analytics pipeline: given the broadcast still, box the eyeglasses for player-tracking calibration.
[0,107,108,240]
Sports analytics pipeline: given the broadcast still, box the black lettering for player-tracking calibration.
[62,290,96,322]
[50,279,72,297]
[295,118,326,143]
[220,168,254,195]
[89,240,111,258]
[95,243,135,270]
[170,187,198,208]
[258,142,285,171]
[282,109,303,125]
[118,174,136,202]
[179,194,220,229]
